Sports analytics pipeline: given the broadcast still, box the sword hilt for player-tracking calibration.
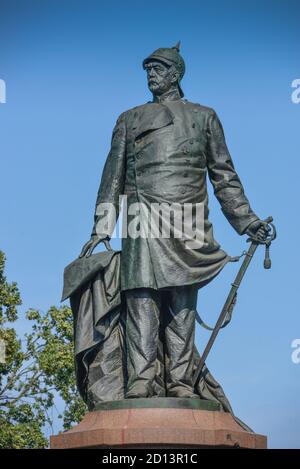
[247,216,276,269]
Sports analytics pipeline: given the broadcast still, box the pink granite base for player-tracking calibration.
[50,407,267,449]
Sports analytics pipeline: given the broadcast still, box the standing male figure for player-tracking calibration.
[80,43,269,399]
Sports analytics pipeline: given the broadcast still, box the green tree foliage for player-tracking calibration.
[0,251,86,448]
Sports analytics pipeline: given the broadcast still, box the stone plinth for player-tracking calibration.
[50,398,267,449]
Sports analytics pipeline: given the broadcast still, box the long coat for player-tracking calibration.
[92,96,259,291]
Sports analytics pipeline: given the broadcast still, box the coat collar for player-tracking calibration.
[132,103,174,140]
[153,87,182,103]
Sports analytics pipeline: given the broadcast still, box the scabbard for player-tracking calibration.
[192,240,259,386]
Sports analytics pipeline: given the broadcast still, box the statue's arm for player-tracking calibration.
[206,110,260,236]
[80,112,127,257]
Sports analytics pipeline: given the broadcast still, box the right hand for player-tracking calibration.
[79,234,112,258]
[245,219,271,242]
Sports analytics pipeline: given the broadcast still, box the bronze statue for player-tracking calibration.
[63,44,272,425]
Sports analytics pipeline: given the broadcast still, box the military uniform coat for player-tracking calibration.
[92,92,259,291]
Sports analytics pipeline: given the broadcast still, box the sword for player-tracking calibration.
[192,216,276,386]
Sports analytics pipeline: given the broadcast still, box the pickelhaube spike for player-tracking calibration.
[173,41,181,52]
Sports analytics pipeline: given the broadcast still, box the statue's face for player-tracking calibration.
[145,60,176,96]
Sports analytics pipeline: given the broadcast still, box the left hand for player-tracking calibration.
[79,234,112,258]
[245,219,271,242]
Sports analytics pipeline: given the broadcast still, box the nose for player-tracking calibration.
[148,67,155,78]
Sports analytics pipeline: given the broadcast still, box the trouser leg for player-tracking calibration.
[164,285,199,398]
[124,288,161,398]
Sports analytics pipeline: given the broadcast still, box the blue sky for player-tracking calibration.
[0,0,299,448]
